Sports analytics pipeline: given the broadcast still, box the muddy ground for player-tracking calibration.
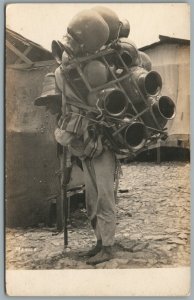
[6,161,190,269]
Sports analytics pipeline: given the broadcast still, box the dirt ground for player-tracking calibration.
[6,161,190,270]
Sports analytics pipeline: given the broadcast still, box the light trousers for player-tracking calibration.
[82,149,116,246]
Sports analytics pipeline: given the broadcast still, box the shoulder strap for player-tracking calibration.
[65,98,98,114]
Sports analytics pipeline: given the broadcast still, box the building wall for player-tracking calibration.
[6,65,84,227]
[144,43,190,147]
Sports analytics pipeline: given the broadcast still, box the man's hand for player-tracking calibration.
[54,128,75,146]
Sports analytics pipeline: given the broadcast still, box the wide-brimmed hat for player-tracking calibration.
[34,73,61,106]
